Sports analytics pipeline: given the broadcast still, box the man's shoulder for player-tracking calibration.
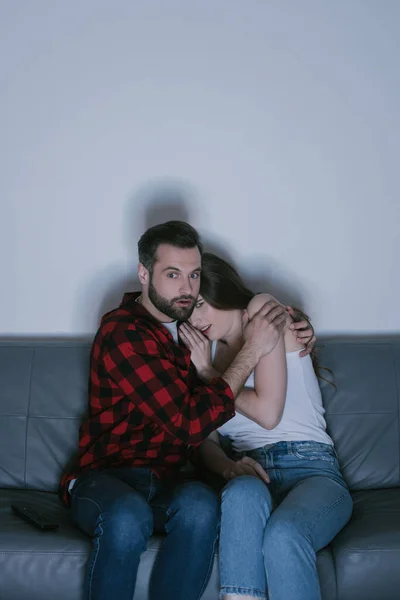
[99,308,156,340]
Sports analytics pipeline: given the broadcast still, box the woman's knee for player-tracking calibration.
[222,476,272,517]
[263,516,311,562]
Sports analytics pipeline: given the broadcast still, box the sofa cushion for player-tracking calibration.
[0,488,336,600]
[332,488,400,600]
[0,489,88,600]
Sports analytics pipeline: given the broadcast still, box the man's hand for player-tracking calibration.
[243,300,286,361]
[223,456,270,484]
[286,306,316,357]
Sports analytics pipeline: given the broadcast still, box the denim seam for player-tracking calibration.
[306,489,350,543]
[196,525,220,600]
[147,472,155,503]
[71,494,103,513]
[87,515,103,600]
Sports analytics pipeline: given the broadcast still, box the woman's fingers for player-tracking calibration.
[181,323,207,346]
[178,327,192,349]
[188,324,208,344]
[179,324,199,347]
[299,336,316,357]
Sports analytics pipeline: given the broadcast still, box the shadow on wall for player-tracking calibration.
[202,236,307,310]
[72,178,307,334]
[72,178,200,333]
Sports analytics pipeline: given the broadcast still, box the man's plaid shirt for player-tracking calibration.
[60,292,234,505]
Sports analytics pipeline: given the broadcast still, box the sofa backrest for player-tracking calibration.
[318,340,400,490]
[0,341,91,493]
[0,338,399,493]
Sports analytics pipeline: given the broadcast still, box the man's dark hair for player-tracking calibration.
[138,220,203,273]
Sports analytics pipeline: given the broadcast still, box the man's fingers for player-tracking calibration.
[252,462,270,483]
[240,465,258,478]
[242,457,270,483]
[262,305,286,324]
[255,300,281,318]
[290,320,309,331]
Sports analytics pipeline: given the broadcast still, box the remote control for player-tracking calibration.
[11,503,59,531]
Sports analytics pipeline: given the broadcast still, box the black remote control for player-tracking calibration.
[11,503,59,531]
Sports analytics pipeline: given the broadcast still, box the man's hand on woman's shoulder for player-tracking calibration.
[242,295,287,360]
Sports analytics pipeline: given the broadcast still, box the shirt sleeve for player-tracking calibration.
[102,324,235,446]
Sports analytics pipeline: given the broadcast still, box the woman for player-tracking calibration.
[179,253,352,600]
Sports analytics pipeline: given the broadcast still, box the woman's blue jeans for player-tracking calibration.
[219,441,353,600]
[70,467,220,600]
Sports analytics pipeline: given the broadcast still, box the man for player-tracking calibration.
[60,221,314,600]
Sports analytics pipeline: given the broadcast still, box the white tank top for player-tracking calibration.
[216,344,333,452]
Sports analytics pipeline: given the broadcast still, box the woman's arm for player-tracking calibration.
[235,293,287,430]
[198,431,269,483]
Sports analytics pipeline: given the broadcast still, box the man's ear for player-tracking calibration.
[138,263,150,284]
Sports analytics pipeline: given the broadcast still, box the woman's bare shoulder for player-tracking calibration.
[246,293,281,318]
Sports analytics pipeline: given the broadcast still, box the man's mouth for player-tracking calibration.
[175,299,193,307]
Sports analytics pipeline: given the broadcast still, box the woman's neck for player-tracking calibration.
[220,309,244,347]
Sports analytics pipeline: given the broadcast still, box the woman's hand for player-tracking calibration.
[179,323,217,381]
[223,456,270,484]
[286,306,316,357]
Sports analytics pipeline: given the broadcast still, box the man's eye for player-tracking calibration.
[190,273,200,279]
[167,272,177,278]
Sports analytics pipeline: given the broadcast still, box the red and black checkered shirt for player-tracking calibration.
[59,292,234,505]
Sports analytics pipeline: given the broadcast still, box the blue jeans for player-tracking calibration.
[70,467,219,600]
[219,441,353,600]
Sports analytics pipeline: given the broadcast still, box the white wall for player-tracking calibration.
[1,0,399,336]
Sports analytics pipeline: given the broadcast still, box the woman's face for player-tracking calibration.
[189,296,237,341]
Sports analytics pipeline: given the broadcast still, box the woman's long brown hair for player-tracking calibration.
[200,252,335,386]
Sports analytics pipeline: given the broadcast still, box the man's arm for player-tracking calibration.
[198,431,269,483]
[103,324,235,446]
[104,298,287,447]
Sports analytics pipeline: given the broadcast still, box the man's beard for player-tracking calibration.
[148,280,196,321]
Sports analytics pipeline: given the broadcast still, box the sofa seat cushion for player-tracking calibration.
[332,488,400,600]
[0,489,222,600]
[0,488,345,600]
[0,489,89,600]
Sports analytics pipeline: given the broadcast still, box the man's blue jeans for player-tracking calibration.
[219,441,353,600]
[70,467,219,600]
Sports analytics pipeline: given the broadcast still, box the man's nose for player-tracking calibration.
[179,278,194,296]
